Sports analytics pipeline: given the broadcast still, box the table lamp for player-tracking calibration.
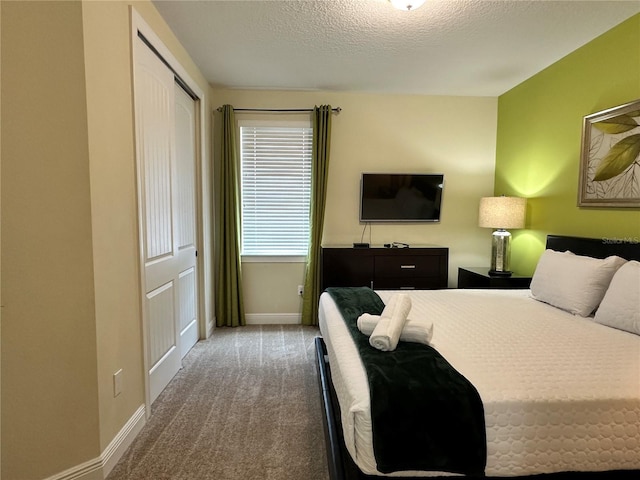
[478,196,526,276]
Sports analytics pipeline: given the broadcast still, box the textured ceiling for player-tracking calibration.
[152,0,640,96]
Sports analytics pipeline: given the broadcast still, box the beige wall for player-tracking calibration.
[1,1,101,477]
[1,1,213,478]
[211,89,498,317]
[1,1,3,472]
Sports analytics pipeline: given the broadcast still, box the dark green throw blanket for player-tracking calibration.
[325,287,486,476]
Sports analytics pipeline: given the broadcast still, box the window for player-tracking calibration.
[240,121,312,257]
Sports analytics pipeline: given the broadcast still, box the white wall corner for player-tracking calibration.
[206,315,215,338]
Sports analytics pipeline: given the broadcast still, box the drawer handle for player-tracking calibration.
[400,265,416,269]
[400,286,415,290]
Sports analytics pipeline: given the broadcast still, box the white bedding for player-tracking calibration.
[318,288,640,477]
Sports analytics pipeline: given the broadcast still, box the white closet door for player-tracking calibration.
[174,86,198,359]
[133,36,199,403]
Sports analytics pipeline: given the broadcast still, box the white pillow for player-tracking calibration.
[530,249,627,316]
[594,261,640,335]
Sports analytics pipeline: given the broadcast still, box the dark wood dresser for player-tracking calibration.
[321,246,449,291]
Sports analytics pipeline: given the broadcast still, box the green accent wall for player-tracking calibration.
[496,14,640,275]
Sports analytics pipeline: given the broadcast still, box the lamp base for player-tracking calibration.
[490,229,512,275]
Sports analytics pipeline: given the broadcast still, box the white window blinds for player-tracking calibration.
[240,124,312,256]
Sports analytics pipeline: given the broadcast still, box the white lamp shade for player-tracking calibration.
[389,0,426,11]
[478,196,526,229]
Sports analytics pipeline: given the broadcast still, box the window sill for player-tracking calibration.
[241,255,307,264]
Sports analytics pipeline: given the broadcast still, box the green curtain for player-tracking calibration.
[301,105,333,326]
[215,105,246,327]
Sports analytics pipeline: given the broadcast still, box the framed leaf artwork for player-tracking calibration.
[578,99,640,207]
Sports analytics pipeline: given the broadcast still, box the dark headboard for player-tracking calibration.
[546,235,640,261]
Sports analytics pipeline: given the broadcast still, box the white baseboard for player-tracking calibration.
[43,457,103,480]
[45,404,146,480]
[101,404,146,477]
[245,313,301,325]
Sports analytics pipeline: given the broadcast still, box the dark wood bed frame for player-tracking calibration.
[315,235,640,480]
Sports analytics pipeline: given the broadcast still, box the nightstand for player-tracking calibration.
[457,267,532,289]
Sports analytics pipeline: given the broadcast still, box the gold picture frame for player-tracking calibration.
[578,99,640,207]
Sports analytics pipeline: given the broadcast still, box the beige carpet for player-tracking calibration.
[107,325,330,480]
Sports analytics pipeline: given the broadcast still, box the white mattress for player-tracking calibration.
[318,289,640,477]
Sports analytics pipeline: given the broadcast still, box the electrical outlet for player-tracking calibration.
[113,369,123,397]
[297,285,304,296]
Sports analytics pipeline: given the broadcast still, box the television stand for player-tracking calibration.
[320,246,449,291]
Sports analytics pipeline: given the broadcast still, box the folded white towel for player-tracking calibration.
[369,293,412,352]
[379,293,399,319]
[357,313,433,345]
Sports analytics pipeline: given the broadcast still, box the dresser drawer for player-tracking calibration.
[374,255,441,278]
[374,276,443,290]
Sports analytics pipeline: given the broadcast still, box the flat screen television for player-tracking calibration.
[359,173,444,222]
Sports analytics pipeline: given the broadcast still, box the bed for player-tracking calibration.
[315,235,640,480]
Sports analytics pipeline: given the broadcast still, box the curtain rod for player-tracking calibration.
[216,106,341,114]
